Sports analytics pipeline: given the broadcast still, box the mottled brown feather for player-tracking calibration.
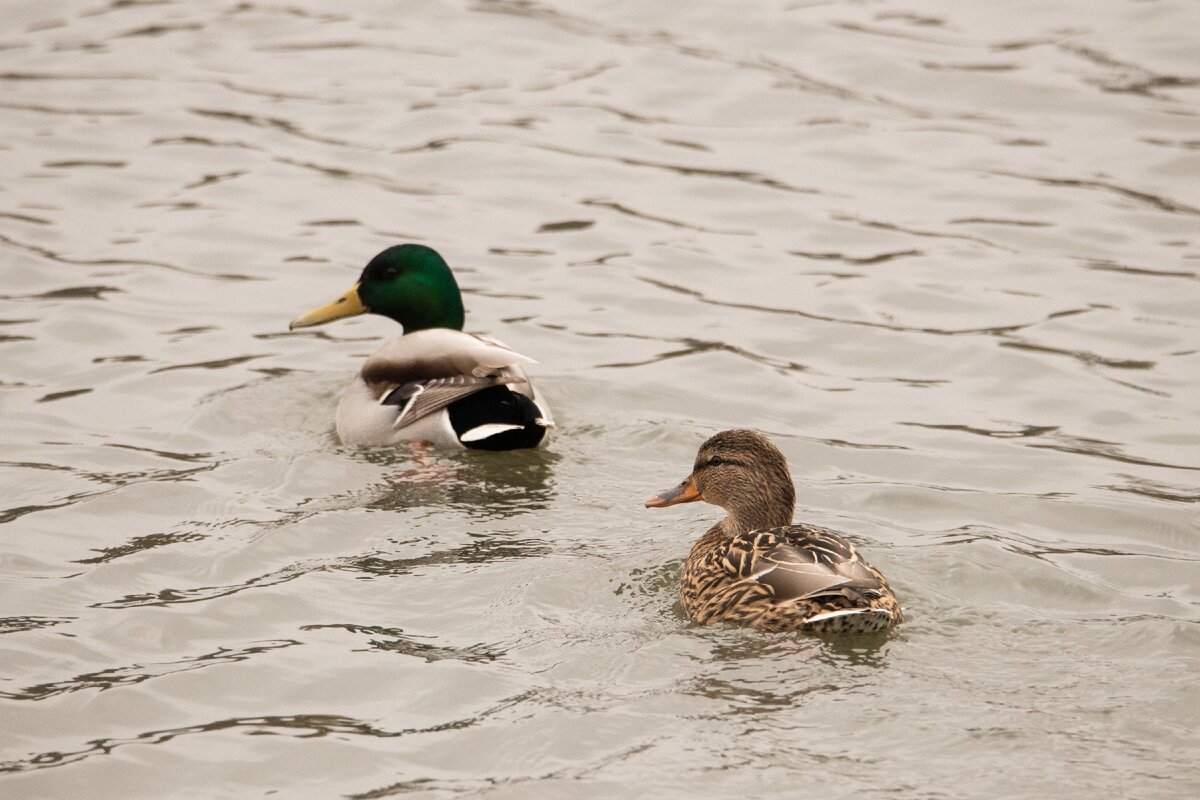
[654,429,902,634]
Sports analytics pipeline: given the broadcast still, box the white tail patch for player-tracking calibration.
[459,423,525,443]
[803,608,888,625]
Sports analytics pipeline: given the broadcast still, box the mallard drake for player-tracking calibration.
[289,244,553,450]
[645,429,901,633]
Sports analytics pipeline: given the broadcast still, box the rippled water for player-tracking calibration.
[2,1,1199,797]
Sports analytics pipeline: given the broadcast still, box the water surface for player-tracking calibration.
[2,1,1198,798]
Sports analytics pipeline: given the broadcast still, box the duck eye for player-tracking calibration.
[707,455,725,467]
[381,266,399,280]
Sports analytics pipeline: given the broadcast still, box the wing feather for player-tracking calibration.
[382,374,517,427]
[358,330,535,429]
[726,525,887,604]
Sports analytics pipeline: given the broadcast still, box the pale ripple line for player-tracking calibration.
[0,211,51,225]
[182,169,246,190]
[0,616,74,635]
[0,70,150,82]
[213,77,352,104]
[0,232,260,282]
[765,70,1004,126]
[272,155,442,196]
[0,640,300,702]
[635,275,1092,336]
[151,134,261,151]
[74,530,209,565]
[1028,440,1200,473]
[254,39,413,53]
[0,454,215,482]
[900,422,1059,439]
[834,214,1015,251]
[811,475,1070,501]
[148,354,270,374]
[549,100,674,124]
[349,536,554,576]
[1097,374,1173,399]
[1058,42,1200,99]
[932,525,1200,563]
[949,217,1052,227]
[0,691,536,775]
[998,339,1155,371]
[0,101,138,116]
[224,3,349,23]
[117,22,203,39]
[39,158,124,167]
[1103,477,1200,504]
[590,333,810,375]
[789,247,923,265]
[0,462,218,526]
[581,198,754,235]
[922,62,1020,73]
[939,526,1200,618]
[91,536,553,610]
[580,327,945,396]
[104,443,216,464]
[815,436,909,451]
[0,284,121,301]
[832,19,972,48]
[848,375,947,388]
[0,70,151,129]
[476,0,1008,123]
[688,671,851,715]
[188,107,367,150]
[525,141,826,195]
[566,251,630,267]
[349,741,656,800]
[989,171,1200,216]
[1141,137,1200,152]
[1084,259,1200,282]
[90,561,323,609]
[299,623,503,663]
[523,60,619,92]
[858,20,1200,110]
[902,423,1200,473]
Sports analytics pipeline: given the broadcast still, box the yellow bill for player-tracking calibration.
[289,283,368,330]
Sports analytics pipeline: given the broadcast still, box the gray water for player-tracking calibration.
[2,1,1198,798]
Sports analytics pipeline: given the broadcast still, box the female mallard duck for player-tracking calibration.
[289,244,553,450]
[645,429,901,633]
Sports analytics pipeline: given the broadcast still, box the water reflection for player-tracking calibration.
[0,640,300,703]
[300,622,503,663]
[354,445,559,516]
[4,0,1199,795]
[0,703,529,774]
[699,628,894,671]
[1103,476,1200,504]
[348,532,552,577]
[92,562,317,609]
[0,616,74,635]
[74,530,208,565]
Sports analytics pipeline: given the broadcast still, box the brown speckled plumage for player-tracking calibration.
[646,429,901,634]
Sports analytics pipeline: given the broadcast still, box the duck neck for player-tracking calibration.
[393,296,464,333]
[382,274,464,332]
[718,488,794,537]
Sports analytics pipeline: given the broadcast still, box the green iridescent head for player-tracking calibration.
[290,244,465,333]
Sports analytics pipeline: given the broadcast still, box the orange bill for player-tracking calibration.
[644,474,703,508]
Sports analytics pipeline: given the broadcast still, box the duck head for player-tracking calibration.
[290,244,466,333]
[645,429,796,535]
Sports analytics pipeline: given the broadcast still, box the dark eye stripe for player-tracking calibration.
[700,456,741,469]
